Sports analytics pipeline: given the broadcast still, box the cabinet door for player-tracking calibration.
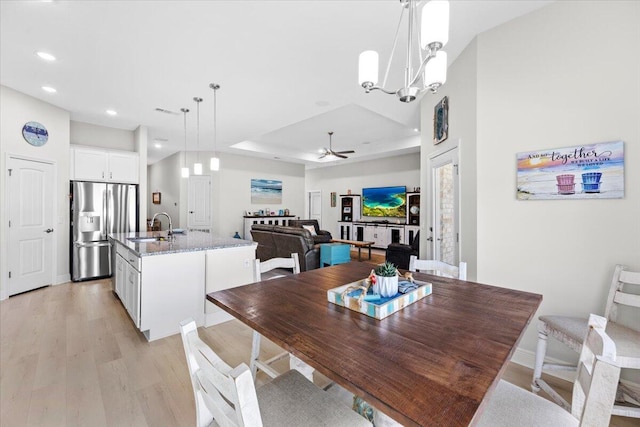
[73,148,108,181]
[108,152,139,184]
[115,254,125,299]
[126,263,141,328]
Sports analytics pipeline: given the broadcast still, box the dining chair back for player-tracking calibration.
[478,314,620,427]
[179,319,372,427]
[532,264,640,418]
[408,255,467,280]
[251,253,313,382]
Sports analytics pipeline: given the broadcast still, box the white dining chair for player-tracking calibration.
[179,319,371,427]
[531,264,640,418]
[408,255,467,280]
[478,313,621,426]
[250,253,315,383]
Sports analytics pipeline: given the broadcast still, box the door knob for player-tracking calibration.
[427,237,433,241]
[189,211,194,214]
[44,228,54,233]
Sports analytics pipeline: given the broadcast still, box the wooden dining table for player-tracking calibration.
[206,262,542,426]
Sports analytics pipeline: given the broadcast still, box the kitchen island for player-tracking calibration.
[109,231,257,341]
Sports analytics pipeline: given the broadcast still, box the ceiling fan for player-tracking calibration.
[319,131,355,159]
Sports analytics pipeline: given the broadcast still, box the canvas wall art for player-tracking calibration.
[517,140,624,200]
[251,179,283,204]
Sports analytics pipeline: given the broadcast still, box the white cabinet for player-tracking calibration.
[354,223,405,248]
[115,242,141,328]
[126,262,141,328]
[108,152,139,183]
[363,224,390,248]
[70,146,139,183]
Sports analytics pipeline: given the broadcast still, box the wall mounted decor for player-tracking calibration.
[152,192,161,204]
[433,96,448,144]
[22,121,48,146]
[517,140,624,200]
[251,179,282,204]
[331,192,337,207]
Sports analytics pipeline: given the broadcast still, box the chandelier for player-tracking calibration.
[358,0,449,103]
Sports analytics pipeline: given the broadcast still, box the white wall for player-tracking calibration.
[70,120,135,151]
[421,1,640,367]
[147,152,183,227]
[147,152,306,239]
[420,38,478,280]
[305,153,420,233]
[0,85,71,296]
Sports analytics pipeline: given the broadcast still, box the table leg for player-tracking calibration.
[368,245,371,260]
[358,247,362,262]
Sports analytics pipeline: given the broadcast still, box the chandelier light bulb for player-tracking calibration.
[422,0,450,48]
[424,50,447,87]
[181,167,190,178]
[358,50,379,86]
[210,157,220,171]
[193,163,203,175]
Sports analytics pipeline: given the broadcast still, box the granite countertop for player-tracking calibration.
[109,231,256,257]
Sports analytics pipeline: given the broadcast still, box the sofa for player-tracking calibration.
[250,224,320,271]
[288,219,333,244]
[385,231,420,270]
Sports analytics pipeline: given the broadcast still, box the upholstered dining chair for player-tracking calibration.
[531,264,640,418]
[408,255,467,280]
[250,253,315,383]
[179,319,372,427]
[478,313,621,426]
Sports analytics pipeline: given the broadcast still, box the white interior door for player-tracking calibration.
[429,148,459,264]
[187,175,211,229]
[7,157,55,295]
[308,190,321,226]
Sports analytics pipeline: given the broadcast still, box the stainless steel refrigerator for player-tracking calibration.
[71,181,138,281]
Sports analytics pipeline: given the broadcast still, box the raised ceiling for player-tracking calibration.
[0,1,553,167]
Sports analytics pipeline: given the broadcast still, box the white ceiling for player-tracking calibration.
[0,0,553,167]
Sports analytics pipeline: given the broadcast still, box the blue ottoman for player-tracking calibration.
[320,243,351,267]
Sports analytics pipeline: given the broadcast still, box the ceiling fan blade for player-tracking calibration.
[318,153,327,159]
[335,150,355,154]
[334,153,348,159]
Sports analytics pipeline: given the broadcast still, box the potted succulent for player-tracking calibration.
[373,261,399,297]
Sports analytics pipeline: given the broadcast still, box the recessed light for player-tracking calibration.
[36,51,56,61]
[154,143,162,149]
[106,110,117,116]
[42,86,56,93]
[414,128,419,132]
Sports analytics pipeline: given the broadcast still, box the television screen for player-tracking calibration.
[362,186,407,218]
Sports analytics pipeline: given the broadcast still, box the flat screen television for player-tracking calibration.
[362,186,407,218]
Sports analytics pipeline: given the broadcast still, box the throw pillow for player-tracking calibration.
[302,224,317,236]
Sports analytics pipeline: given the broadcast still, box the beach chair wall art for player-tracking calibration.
[517,140,624,200]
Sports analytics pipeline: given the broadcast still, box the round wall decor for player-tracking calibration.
[22,121,49,146]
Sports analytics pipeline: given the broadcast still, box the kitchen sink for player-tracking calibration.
[127,236,169,243]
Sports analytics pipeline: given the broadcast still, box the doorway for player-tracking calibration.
[428,147,459,264]
[187,176,211,230]
[308,190,321,226]
[7,156,55,295]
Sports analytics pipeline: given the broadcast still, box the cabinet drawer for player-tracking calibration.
[116,243,140,271]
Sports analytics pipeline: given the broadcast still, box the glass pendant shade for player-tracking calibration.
[193,162,203,175]
[181,166,190,178]
[424,50,447,86]
[421,0,450,48]
[358,50,379,85]
[210,157,220,171]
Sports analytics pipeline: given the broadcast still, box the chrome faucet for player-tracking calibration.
[150,212,173,236]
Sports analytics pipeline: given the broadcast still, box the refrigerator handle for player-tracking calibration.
[103,188,108,239]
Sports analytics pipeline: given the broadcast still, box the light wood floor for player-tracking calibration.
[1,265,636,426]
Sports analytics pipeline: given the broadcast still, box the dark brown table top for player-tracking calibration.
[206,262,542,426]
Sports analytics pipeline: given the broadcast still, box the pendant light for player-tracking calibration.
[193,97,203,175]
[181,107,190,178]
[209,83,220,171]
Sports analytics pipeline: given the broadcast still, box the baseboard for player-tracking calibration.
[56,274,71,285]
[510,347,576,382]
[205,310,234,327]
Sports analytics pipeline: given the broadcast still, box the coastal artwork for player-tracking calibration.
[251,179,282,204]
[517,140,624,200]
[362,186,407,218]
